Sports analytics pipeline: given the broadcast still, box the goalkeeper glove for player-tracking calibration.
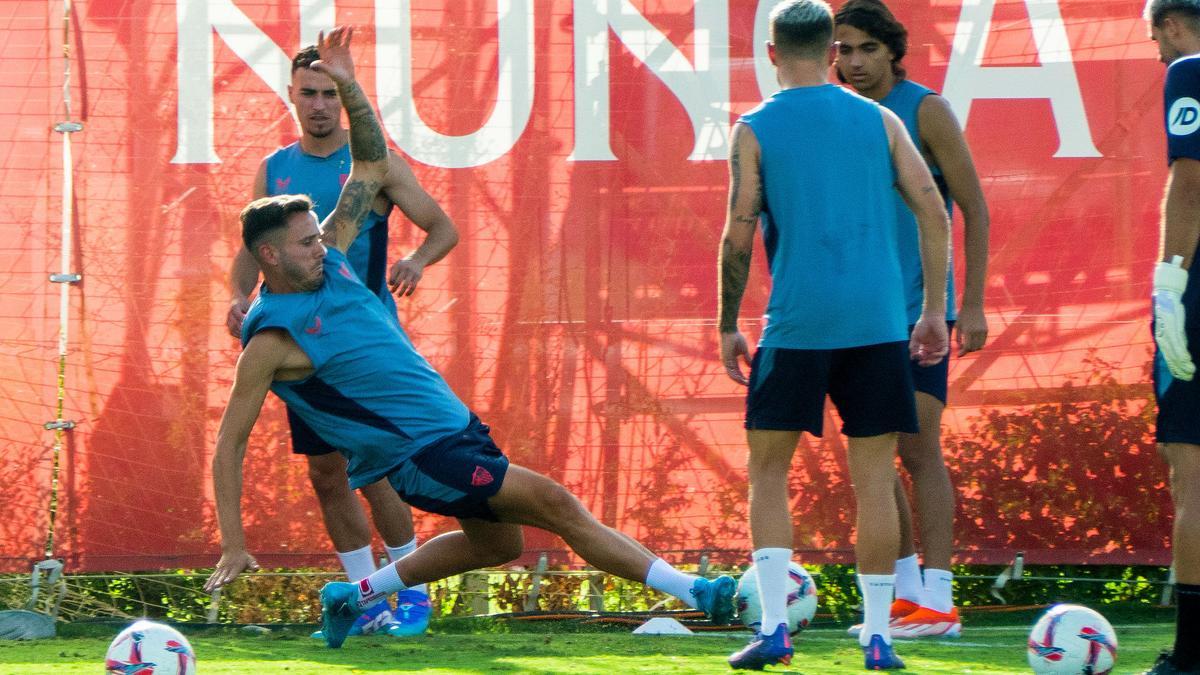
[1154,255,1195,381]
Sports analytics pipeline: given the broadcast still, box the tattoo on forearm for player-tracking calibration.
[718,240,752,333]
[729,143,742,211]
[326,178,382,244]
[337,80,387,163]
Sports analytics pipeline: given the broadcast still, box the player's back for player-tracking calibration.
[739,84,906,350]
[265,143,396,315]
[242,248,469,488]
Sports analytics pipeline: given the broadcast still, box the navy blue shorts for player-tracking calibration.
[909,321,954,405]
[1154,329,1200,446]
[387,414,510,521]
[745,342,918,438]
[287,406,338,456]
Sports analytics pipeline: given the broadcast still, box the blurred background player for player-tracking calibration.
[834,0,990,639]
[1144,1,1200,672]
[224,42,460,638]
[204,25,737,648]
[717,0,950,669]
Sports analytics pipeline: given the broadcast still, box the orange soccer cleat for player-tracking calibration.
[888,605,961,639]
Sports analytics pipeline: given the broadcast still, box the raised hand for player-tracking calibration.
[311,26,356,86]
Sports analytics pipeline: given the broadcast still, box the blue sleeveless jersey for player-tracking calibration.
[265,142,396,317]
[879,79,957,324]
[740,84,907,349]
[242,248,470,489]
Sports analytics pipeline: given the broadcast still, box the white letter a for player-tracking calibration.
[942,0,1100,158]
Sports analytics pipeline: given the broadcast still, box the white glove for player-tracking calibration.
[1154,256,1195,381]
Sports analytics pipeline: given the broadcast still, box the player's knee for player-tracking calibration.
[308,463,352,499]
[537,483,591,531]
[898,446,947,479]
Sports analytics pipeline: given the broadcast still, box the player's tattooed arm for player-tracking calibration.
[718,123,762,334]
[718,122,762,385]
[309,26,389,252]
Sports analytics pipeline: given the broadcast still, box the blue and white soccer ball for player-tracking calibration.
[1027,604,1118,675]
[735,561,818,635]
[105,619,196,675]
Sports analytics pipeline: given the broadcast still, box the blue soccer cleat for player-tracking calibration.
[385,589,431,637]
[349,600,399,636]
[863,633,906,670]
[319,582,363,649]
[310,596,394,640]
[692,575,737,625]
[728,623,793,670]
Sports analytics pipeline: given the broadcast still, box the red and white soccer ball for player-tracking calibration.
[735,561,818,635]
[1027,604,1118,675]
[105,619,196,675]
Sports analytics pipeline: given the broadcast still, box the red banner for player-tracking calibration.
[0,0,1172,572]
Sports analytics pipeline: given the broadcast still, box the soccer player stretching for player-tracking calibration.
[718,0,949,669]
[834,0,990,639]
[203,25,736,649]
[225,42,461,640]
[1144,2,1200,672]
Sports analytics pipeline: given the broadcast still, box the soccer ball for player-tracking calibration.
[1027,604,1118,675]
[735,561,818,634]
[105,619,196,675]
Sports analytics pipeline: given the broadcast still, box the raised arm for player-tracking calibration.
[383,152,460,297]
[313,26,390,253]
[203,331,289,593]
[919,95,990,355]
[883,106,950,366]
[718,122,763,386]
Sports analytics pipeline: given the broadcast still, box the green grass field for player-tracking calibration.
[0,612,1174,674]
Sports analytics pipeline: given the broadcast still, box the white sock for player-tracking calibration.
[754,548,793,636]
[922,568,954,613]
[859,573,896,645]
[893,554,922,604]
[355,562,407,611]
[337,545,377,583]
[645,558,700,609]
[386,537,427,595]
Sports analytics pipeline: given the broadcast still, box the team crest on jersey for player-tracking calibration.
[1169,97,1200,135]
[275,177,292,192]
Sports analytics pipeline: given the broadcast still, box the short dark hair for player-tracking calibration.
[834,0,909,80]
[770,0,835,60]
[291,45,320,73]
[1146,0,1200,29]
[241,194,314,253]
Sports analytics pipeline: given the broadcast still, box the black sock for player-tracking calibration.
[1176,583,1200,668]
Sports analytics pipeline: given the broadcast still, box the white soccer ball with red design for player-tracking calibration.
[735,561,818,635]
[1027,604,1118,675]
[105,619,196,675]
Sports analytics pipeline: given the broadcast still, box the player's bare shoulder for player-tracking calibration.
[240,328,315,381]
